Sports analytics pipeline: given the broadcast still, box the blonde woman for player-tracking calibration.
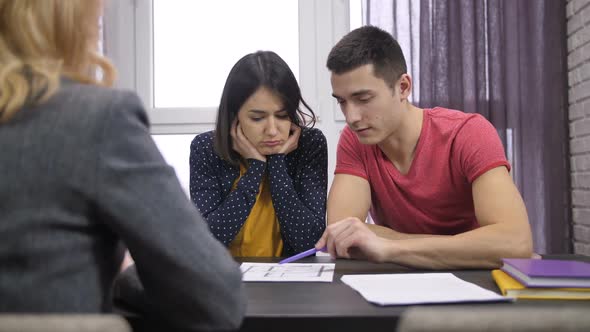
[0,1,245,330]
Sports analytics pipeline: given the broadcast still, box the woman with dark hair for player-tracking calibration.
[189,51,327,257]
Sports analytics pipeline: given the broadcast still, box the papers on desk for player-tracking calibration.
[341,273,511,306]
[240,262,335,282]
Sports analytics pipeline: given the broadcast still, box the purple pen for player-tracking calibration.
[278,246,327,264]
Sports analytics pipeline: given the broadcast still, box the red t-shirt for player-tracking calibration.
[335,107,510,235]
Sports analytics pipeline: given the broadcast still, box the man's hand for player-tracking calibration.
[315,217,392,263]
[277,124,301,155]
[231,120,266,162]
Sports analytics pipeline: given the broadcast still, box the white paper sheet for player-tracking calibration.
[341,273,510,305]
[240,262,335,282]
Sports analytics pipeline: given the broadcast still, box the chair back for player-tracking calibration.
[397,306,590,332]
[0,314,131,332]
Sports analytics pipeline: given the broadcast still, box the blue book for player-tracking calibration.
[501,258,590,288]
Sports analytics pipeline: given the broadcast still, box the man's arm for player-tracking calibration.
[386,166,533,269]
[327,174,442,240]
[366,224,446,239]
[327,174,371,224]
[319,166,533,269]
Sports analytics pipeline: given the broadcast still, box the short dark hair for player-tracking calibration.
[214,51,316,166]
[326,26,407,88]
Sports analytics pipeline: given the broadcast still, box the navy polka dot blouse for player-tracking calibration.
[189,127,328,256]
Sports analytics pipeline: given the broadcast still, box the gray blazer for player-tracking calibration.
[0,78,246,331]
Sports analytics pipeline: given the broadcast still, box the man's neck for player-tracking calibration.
[378,104,423,174]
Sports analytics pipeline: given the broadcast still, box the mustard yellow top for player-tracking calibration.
[228,164,283,257]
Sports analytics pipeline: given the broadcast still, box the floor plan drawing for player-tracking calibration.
[240,262,335,282]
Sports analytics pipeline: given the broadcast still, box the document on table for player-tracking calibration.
[240,262,335,282]
[341,273,511,305]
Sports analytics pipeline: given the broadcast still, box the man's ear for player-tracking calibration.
[398,74,412,100]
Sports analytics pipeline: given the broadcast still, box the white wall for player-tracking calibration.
[152,134,195,197]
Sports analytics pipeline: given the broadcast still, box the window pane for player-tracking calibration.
[349,0,363,31]
[153,0,299,108]
[152,134,196,197]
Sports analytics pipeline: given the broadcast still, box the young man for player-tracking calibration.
[315,26,532,269]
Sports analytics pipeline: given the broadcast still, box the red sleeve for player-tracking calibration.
[453,114,511,183]
[334,126,368,180]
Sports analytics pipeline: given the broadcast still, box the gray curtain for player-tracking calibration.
[364,0,570,254]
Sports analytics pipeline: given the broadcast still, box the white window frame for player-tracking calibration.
[103,0,352,135]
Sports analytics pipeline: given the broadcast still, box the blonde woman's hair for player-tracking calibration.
[0,0,116,123]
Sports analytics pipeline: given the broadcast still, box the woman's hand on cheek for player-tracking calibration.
[278,124,301,155]
[231,120,266,162]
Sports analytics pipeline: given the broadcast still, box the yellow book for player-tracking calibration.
[492,270,590,300]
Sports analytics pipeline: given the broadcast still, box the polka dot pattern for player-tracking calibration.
[189,128,328,256]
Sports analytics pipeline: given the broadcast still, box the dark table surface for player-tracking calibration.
[238,255,590,332]
[124,255,590,332]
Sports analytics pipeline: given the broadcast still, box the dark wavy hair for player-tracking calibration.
[214,51,316,166]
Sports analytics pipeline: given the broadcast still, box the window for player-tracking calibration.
[349,0,363,31]
[153,0,299,108]
[152,134,194,195]
[103,0,354,191]
[104,0,346,134]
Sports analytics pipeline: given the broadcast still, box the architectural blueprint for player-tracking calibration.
[240,262,335,282]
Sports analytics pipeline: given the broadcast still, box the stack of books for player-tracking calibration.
[492,258,590,300]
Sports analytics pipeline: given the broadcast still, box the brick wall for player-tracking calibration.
[568,0,590,256]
